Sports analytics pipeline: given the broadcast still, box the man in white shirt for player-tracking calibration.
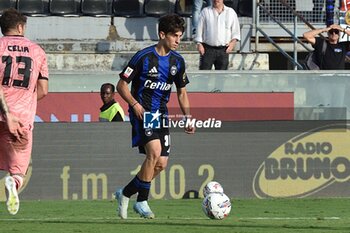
[194,0,240,70]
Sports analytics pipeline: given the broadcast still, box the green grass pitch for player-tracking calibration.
[0,198,349,233]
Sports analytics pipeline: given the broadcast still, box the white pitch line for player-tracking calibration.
[0,217,207,221]
[0,216,341,221]
[240,217,341,220]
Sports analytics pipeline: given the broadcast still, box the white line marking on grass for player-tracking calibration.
[0,216,341,221]
[0,217,208,221]
[241,217,341,220]
[0,218,115,221]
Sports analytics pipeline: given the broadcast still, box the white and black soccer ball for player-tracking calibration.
[202,192,231,220]
[203,181,224,197]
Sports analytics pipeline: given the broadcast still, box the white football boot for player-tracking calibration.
[5,176,20,215]
[133,201,155,219]
[115,189,129,219]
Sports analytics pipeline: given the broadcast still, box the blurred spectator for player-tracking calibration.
[194,0,240,70]
[304,24,350,110]
[303,24,350,69]
[99,83,125,122]
[192,0,212,37]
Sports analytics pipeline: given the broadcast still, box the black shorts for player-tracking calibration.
[131,119,171,156]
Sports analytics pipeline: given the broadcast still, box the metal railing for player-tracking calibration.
[253,0,328,70]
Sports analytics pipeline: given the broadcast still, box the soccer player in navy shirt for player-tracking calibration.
[115,14,195,219]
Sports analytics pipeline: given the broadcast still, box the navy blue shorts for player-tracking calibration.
[131,119,170,156]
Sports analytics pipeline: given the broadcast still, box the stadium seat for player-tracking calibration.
[17,0,50,16]
[175,0,192,17]
[81,0,112,16]
[238,0,252,17]
[144,0,175,17]
[0,0,16,15]
[113,0,144,17]
[49,0,80,16]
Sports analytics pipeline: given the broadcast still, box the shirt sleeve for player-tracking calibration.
[194,8,206,43]
[39,49,49,80]
[313,37,322,50]
[174,58,189,88]
[230,9,241,41]
[119,52,142,83]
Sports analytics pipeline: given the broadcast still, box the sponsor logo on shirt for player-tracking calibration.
[144,80,172,91]
[148,66,158,78]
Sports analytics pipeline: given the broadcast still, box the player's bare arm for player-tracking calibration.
[177,87,195,134]
[116,79,144,120]
[0,88,24,140]
[37,78,48,101]
[0,87,9,116]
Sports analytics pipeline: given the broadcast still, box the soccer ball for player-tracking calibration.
[203,181,224,197]
[202,192,231,220]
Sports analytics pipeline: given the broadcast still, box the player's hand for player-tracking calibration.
[184,119,195,134]
[5,113,24,141]
[132,102,144,120]
[185,125,195,134]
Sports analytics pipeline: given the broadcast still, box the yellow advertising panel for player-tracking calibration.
[253,124,350,198]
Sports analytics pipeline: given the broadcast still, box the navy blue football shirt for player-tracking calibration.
[119,45,189,115]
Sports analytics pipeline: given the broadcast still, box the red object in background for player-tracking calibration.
[36,92,294,122]
[168,92,294,121]
[340,0,350,11]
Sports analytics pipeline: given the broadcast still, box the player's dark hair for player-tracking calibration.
[158,14,185,35]
[0,8,27,35]
[100,83,115,93]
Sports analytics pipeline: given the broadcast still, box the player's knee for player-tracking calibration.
[156,158,168,171]
[156,163,167,172]
[146,150,162,161]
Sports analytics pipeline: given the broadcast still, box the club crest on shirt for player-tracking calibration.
[170,65,178,76]
[123,67,134,78]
